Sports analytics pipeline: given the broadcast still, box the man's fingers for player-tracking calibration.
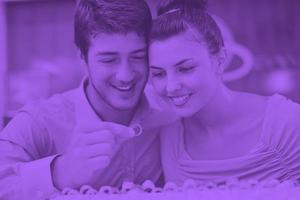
[75,121,136,138]
[100,122,137,139]
[75,122,140,147]
[85,143,113,158]
[83,130,114,145]
[88,156,111,168]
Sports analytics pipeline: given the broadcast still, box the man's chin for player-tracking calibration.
[110,99,139,111]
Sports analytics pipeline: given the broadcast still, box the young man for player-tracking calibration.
[0,1,173,199]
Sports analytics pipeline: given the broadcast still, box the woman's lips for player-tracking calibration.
[168,94,192,106]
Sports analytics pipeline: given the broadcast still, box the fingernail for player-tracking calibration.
[130,123,142,136]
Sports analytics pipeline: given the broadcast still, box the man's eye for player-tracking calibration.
[178,66,195,73]
[99,58,117,63]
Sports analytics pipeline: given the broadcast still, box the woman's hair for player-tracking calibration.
[150,0,224,55]
[74,0,152,61]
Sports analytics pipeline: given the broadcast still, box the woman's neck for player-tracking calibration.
[192,86,267,137]
[86,82,137,125]
[193,85,239,134]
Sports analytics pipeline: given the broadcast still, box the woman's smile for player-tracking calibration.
[168,93,193,107]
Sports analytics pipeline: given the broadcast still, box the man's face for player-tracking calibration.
[86,33,148,110]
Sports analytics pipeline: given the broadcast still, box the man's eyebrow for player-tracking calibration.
[149,65,162,69]
[131,48,147,54]
[96,52,118,56]
[174,58,192,66]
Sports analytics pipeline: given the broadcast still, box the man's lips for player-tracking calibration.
[111,83,135,92]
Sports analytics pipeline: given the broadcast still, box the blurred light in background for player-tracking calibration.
[0,2,7,129]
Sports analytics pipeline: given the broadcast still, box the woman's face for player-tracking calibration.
[149,30,222,117]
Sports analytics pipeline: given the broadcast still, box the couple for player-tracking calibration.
[1,0,300,199]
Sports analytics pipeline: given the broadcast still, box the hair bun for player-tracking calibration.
[157,0,208,16]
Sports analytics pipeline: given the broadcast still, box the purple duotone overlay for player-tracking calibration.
[0,0,300,200]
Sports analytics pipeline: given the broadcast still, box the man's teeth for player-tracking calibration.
[114,85,133,91]
[170,95,190,106]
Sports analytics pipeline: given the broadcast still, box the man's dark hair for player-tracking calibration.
[74,0,152,62]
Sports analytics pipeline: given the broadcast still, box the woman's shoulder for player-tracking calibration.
[262,94,300,150]
[264,94,300,178]
[266,94,300,126]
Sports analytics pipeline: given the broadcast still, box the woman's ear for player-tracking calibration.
[215,48,227,74]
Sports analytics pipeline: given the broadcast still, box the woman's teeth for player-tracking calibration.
[170,94,191,106]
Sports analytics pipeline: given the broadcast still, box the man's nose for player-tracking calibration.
[115,63,135,83]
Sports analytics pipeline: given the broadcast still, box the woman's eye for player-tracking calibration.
[151,71,165,78]
[131,56,147,61]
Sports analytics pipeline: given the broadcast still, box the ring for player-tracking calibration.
[130,123,143,136]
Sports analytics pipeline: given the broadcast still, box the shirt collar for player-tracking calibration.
[70,78,153,130]
[70,78,102,130]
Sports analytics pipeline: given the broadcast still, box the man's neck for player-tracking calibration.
[85,82,138,125]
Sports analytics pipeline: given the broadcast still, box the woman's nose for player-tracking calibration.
[166,76,181,92]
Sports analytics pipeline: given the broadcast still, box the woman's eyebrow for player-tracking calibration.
[174,58,192,67]
[150,59,194,69]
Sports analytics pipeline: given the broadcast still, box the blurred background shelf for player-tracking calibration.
[0,0,299,130]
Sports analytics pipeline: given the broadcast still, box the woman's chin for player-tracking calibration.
[170,105,198,118]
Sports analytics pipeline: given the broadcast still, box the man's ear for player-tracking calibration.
[77,49,90,77]
[148,73,153,84]
[77,49,87,64]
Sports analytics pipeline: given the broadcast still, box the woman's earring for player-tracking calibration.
[217,65,224,74]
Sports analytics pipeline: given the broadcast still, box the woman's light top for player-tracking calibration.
[160,94,300,185]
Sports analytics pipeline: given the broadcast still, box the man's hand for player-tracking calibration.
[51,122,135,189]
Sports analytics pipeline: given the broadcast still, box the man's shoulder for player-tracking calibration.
[19,88,79,121]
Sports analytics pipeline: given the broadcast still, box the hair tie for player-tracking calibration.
[162,8,181,15]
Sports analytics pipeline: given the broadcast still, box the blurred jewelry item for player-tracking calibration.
[130,123,143,136]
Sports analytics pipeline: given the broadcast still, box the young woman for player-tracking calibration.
[149,0,300,186]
